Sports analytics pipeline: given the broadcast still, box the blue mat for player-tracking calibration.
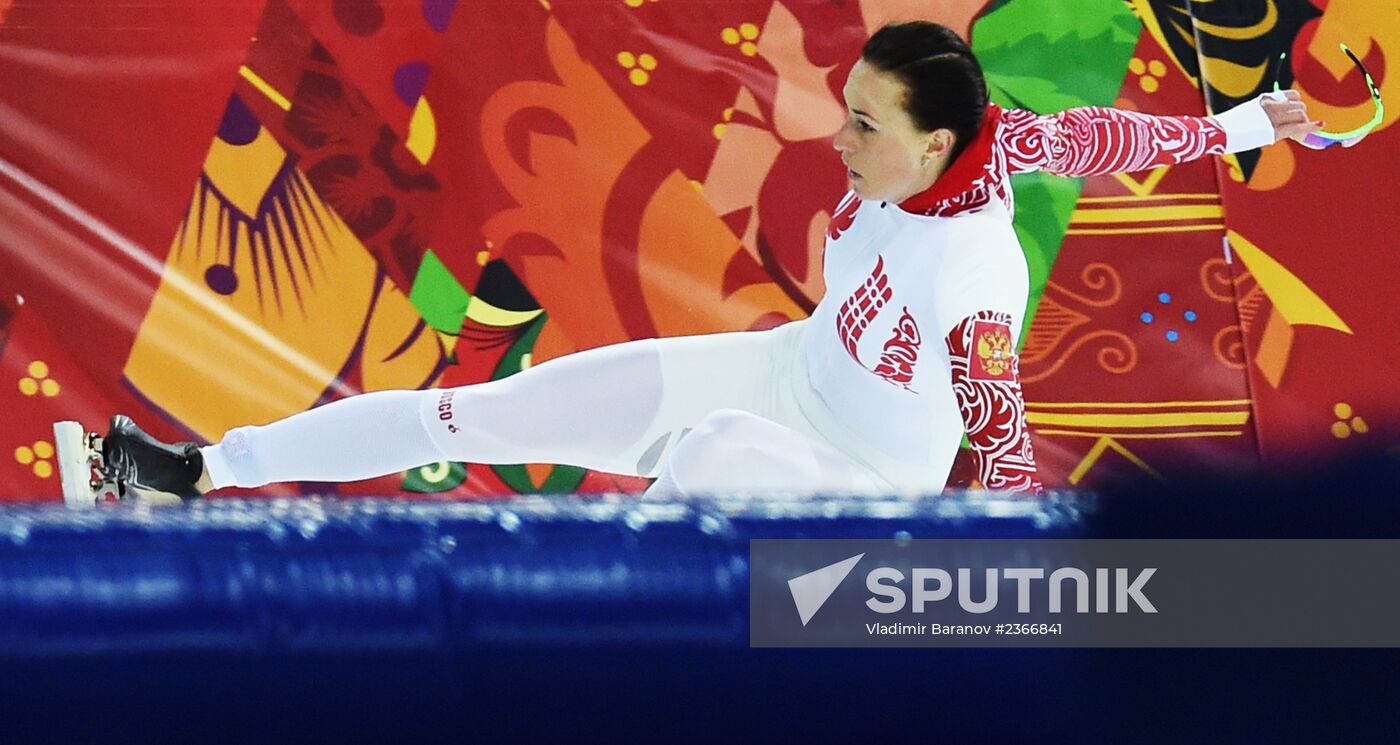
[0,493,1085,654]
[0,479,1396,743]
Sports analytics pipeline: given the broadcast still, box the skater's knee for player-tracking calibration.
[685,409,761,443]
[669,409,771,475]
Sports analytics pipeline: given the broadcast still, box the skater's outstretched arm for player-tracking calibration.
[945,310,1042,495]
[997,91,1321,178]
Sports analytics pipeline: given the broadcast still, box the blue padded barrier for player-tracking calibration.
[1,475,1398,744]
[0,493,1086,655]
[0,493,1096,744]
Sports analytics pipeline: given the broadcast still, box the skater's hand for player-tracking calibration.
[1262,90,1324,144]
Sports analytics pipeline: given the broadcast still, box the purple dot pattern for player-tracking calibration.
[205,264,239,295]
[393,62,432,106]
[218,94,260,146]
[422,0,458,32]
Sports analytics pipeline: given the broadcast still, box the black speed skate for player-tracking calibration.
[53,416,204,508]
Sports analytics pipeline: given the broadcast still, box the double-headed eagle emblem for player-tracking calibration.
[977,328,1013,377]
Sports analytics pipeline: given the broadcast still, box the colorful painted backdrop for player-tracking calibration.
[1,0,1395,500]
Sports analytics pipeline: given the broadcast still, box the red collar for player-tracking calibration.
[896,104,1003,215]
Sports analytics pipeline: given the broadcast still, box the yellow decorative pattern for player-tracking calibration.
[1192,1,1278,40]
[713,107,734,140]
[1067,437,1163,485]
[14,440,55,479]
[203,125,286,216]
[406,96,438,166]
[1198,56,1270,99]
[18,359,60,398]
[465,298,544,327]
[1067,193,1223,236]
[1110,167,1170,197]
[1076,193,1221,204]
[1124,0,1198,84]
[238,65,291,112]
[722,22,760,57]
[1038,430,1243,439]
[1028,400,1252,440]
[1129,56,1167,94]
[1066,225,1226,236]
[1072,204,1223,224]
[617,50,657,86]
[1028,411,1250,428]
[1227,231,1351,334]
[1029,399,1251,409]
[1331,402,1368,439]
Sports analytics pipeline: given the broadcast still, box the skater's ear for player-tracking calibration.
[919,129,955,167]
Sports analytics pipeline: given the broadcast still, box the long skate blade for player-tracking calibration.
[53,421,97,510]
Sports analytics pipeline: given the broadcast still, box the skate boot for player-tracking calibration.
[53,416,204,509]
[52,421,120,509]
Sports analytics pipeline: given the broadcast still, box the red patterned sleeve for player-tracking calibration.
[945,311,1043,495]
[997,105,1228,177]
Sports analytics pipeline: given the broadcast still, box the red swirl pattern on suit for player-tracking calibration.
[826,192,860,241]
[946,310,1043,495]
[835,258,925,391]
[836,256,891,361]
[872,307,922,390]
[898,105,1007,219]
[998,105,1228,177]
[898,103,1227,220]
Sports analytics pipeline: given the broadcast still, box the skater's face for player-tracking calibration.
[833,59,955,203]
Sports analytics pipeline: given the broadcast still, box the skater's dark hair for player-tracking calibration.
[861,21,988,164]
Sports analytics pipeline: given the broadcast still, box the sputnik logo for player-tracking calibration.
[787,553,865,626]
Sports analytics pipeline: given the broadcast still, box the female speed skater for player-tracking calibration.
[60,21,1324,504]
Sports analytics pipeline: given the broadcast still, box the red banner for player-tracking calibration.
[1,0,1394,500]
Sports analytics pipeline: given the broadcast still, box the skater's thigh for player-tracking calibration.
[463,327,777,421]
[456,335,668,457]
[653,325,792,412]
[436,326,792,476]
